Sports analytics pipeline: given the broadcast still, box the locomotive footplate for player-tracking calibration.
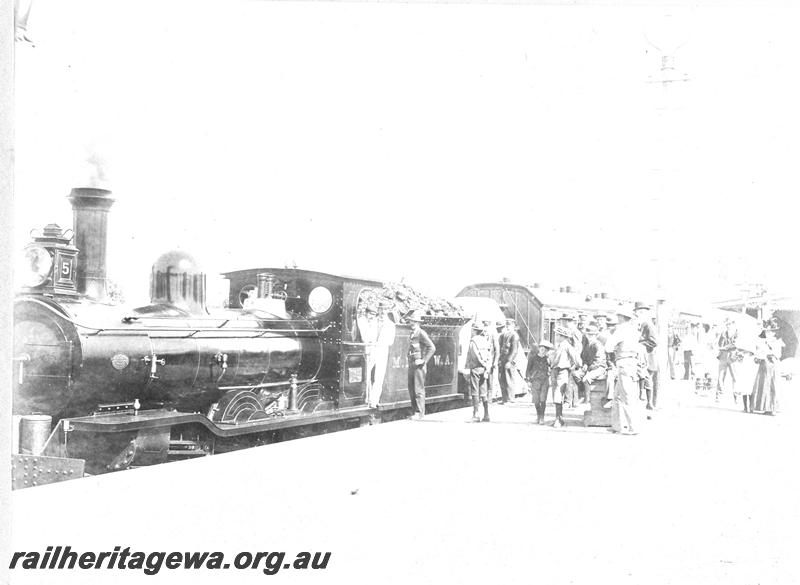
[65,407,373,438]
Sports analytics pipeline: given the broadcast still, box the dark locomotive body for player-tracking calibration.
[13,295,323,419]
[12,188,469,485]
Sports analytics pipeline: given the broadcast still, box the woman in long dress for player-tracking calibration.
[751,321,784,415]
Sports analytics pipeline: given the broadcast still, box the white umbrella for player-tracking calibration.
[450,297,506,325]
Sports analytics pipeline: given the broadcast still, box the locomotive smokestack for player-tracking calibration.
[67,187,115,301]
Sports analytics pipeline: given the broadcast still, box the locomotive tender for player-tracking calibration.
[12,188,469,487]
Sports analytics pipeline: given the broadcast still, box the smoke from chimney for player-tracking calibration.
[81,150,111,189]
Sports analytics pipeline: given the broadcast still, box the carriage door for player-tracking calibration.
[339,343,367,406]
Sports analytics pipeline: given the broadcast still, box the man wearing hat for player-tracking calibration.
[560,312,582,348]
[550,325,581,428]
[682,323,699,380]
[558,312,583,407]
[466,321,494,422]
[526,339,554,424]
[405,310,436,420]
[605,308,648,434]
[634,301,659,411]
[485,320,500,402]
[498,318,522,403]
[581,324,608,386]
[595,313,610,346]
[601,314,621,408]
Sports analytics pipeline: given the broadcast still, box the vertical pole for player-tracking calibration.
[288,374,299,412]
[647,19,690,404]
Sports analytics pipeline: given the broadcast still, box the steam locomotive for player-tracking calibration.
[12,188,470,486]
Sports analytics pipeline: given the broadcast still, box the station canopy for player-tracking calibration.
[672,304,760,336]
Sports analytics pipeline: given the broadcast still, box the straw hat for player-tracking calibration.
[405,310,424,323]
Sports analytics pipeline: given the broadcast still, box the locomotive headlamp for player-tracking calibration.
[308,286,333,314]
[19,245,54,287]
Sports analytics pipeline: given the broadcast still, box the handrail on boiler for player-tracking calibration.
[15,297,332,338]
[218,377,318,391]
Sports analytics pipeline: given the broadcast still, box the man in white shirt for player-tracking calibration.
[357,306,380,407]
[604,308,647,435]
[370,301,396,407]
[550,325,581,428]
[466,322,494,422]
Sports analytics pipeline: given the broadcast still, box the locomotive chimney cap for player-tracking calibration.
[68,187,115,209]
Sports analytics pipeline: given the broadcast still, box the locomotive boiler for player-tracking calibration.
[12,187,469,486]
[14,281,325,421]
[15,189,323,424]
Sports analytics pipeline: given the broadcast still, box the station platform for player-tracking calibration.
[8,379,800,585]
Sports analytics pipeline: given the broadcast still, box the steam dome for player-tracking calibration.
[149,249,207,314]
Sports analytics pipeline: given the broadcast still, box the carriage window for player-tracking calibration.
[543,319,556,344]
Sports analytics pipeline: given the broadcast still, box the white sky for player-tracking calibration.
[13,0,800,306]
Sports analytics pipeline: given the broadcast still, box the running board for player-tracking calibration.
[376,393,465,411]
[64,406,373,438]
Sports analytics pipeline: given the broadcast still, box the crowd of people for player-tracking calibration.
[523,303,658,434]
[675,317,784,415]
[458,304,659,433]
[402,304,785,429]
